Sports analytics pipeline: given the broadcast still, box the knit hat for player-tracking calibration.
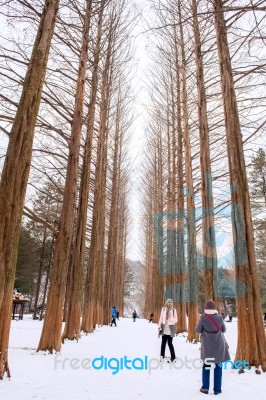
[166,298,173,303]
[205,300,216,310]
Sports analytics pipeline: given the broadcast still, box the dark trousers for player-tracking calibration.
[160,334,175,360]
[110,318,116,326]
[202,363,222,393]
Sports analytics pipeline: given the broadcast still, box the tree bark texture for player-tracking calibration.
[37,0,92,351]
[213,0,266,370]
[0,0,60,378]
[192,0,219,304]
[179,0,199,342]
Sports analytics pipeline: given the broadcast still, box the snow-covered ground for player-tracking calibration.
[1,316,266,399]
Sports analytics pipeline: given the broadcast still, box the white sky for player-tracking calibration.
[125,0,151,261]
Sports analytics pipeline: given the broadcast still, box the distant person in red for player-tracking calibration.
[149,312,154,323]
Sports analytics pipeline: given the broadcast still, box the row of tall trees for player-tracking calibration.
[249,149,266,309]
[0,0,135,379]
[142,0,266,369]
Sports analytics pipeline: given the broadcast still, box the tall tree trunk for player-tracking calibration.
[82,21,113,331]
[60,0,94,342]
[157,136,165,316]
[77,0,105,335]
[40,230,55,321]
[153,136,165,319]
[33,228,47,320]
[115,184,127,314]
[0,0,60,378]
[174,27,186,332]
[192,0,219,304]
[103,102,121,324]
[213,0,266,370]
[144,188,155,318]
[37,0,92,352]
[178,0,199,342]
[62,245,74,323]
[166,82,176,304]
[39,270,49,321]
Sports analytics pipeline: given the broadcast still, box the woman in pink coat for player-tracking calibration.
[158,299,178,362]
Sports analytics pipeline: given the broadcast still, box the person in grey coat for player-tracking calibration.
[196,300,230,395]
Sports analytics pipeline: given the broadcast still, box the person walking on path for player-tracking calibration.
[133,310,137,322]
[110,306,117,327]
[149,312,154,323]
[196,300,230,395]
[158,299,177,362]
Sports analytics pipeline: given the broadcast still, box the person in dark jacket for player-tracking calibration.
[133,310,137,322]
[110,306,117,327]
[196,300,230,395]
[149,312,154,323]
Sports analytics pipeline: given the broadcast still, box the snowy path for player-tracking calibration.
[1,316,266,400]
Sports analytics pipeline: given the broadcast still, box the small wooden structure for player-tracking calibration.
[12,299,30,320]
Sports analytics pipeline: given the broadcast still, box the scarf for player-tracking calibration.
[166,306,173,320]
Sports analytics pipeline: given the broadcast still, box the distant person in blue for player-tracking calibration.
[110,306,117,327]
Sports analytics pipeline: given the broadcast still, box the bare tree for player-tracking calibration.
[192,0,220,305]
[212,0,266,371]
[37,0,93,351]
[0,0,60,379]
[178,0,199,342]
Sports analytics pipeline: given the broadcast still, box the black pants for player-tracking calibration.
[111,318,116,326]
[160,334,175,359]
